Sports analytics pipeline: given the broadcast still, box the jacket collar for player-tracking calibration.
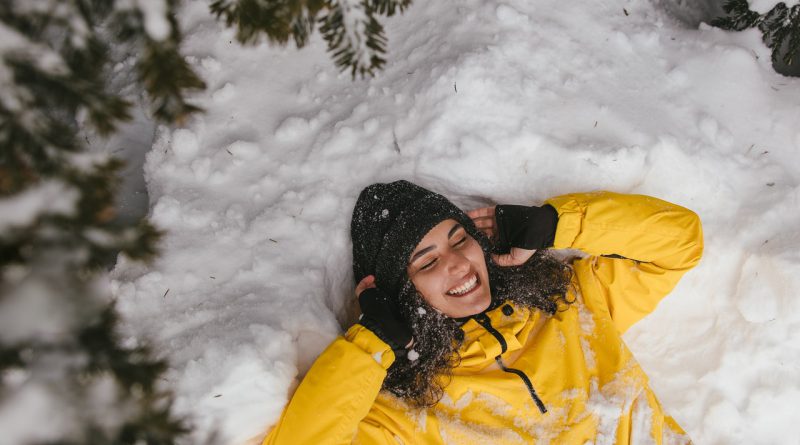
[455,301,542,371]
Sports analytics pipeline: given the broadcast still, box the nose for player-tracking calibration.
[445,250,470,276]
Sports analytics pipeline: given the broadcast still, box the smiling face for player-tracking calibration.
[406,219,492,318]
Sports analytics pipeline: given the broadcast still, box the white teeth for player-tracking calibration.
[447,274,478,295]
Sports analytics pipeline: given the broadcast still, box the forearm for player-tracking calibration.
[263,326,395,445]
[545,191,704,271]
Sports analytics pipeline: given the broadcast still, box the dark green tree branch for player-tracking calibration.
[210,0,413,78]
[713,0,800,68]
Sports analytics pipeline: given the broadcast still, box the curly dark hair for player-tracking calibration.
[381,249,574,407]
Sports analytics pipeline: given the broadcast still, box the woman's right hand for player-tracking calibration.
[355,275,413,352]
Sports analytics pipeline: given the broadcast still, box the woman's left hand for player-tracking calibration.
[492,246,537,266]
[467,206,499,241]
[467,206,537,266]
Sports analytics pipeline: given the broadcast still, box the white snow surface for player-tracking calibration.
[111,0,800,444]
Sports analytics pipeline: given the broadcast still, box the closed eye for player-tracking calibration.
[420,258,437,270]
[421,237,467,270]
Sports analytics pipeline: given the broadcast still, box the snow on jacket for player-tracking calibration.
[262,191,704,445]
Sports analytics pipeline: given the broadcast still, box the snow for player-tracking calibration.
[0,276,74,343]
[0,22,67,112]
[83,53,160,225]
[114,0,171,41]
[138,0,170,41]
[0,381,80,445]
[108,0,800,444]
[629,392,656,445]
[0,181,79,231]
[4,0,92,48]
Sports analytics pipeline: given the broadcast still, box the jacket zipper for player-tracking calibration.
[472,313,547,414]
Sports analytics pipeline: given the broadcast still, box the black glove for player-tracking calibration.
[494,204,558,253]
[358,287,413,354]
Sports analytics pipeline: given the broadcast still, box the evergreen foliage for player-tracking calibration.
[713,0,800,67]
[0,0,204,442]
[210,0,413,77]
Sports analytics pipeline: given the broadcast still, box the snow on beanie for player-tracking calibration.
[351,180,491,301]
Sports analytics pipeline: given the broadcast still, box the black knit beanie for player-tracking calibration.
[351,180,492,301]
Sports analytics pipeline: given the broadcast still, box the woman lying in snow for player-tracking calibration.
[262,180,703,444]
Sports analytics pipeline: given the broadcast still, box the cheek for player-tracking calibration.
[410,272,446,305]
[466,245,487,271]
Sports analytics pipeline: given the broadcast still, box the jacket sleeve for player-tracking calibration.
[545,191,704,334]
[262,324,397,445]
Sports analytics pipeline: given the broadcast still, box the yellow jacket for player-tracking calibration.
[263,192,703,444]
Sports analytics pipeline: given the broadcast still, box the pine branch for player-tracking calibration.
[1,2,198,442]
[711,0,760,30]
[109,2,206,123]
[713,1,800,67]
[368,0,412,16]
[138,41,205,123]
[115,396,190,445]
[210,0,411,77]
[787,13,800,65]
[759,3,800,65]
[78,307,167,393]
[320,0,387,78]
[210,0,324,46]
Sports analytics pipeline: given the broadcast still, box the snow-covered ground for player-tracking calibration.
[110,0,800,443]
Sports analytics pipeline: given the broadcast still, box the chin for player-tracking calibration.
[472,290,492,313]
[445,288,491,318]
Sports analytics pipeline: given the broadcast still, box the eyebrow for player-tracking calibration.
[409,223,463,265]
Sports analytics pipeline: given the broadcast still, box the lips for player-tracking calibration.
[446,273,479,296]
